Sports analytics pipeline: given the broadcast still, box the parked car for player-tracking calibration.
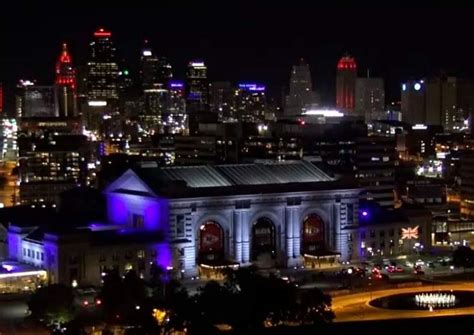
[387,265,404,273]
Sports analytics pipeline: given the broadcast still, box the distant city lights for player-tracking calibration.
[238,83,266,92]
[304,109,344,117]
[88,101,107,107]
[412,124,427,130]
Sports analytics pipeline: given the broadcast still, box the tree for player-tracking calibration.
[99,269,153,329]
[297,288,335,324]
[28,284,75,328]
[222,268,335,330]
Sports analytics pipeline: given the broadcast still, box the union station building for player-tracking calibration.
[5,160,431,285]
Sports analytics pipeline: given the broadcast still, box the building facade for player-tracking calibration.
[86,28,119,133]
[401,80,425,126]
[285,60,318,116]
[355,136,397,208]
[165,81,187,135]
[336,55,357,112]
[210,81,235,122]
[6,161,431,286]
[186,61,209,114]
[235,83,266,123]
[55,43,77,118]
[355,77,385,122]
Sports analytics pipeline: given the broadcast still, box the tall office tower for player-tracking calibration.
[210,81,235,121]
[336,55,357,112]
[165,81,187,135]
[141,87,167,136]
[355,136,397,208]
[87,28,119,102]
[186,61,209,114]
[86,28,120,134]
[401,80,426,126]
[235,83,266,123]
[355,77,385,122]
[55,43,76,117]
[138,45,173,136]
[425,76,474,131]
[285,59,318,116]
[140,44,173,89]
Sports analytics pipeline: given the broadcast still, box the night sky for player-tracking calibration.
[1,2,473,112]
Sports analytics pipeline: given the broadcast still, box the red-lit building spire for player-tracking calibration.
[336,54,357,111]
[55,43,76,90]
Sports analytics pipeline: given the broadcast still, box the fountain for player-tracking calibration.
[415,292,456,308]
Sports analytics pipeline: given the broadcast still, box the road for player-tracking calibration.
[332,282,474,322]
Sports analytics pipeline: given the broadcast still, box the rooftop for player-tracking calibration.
[131,160,352,198]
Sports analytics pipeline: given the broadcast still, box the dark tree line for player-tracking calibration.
[28,266,334,334]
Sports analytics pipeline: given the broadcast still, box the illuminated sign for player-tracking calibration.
[238,83,265,92]
[88,101,107,107]
[304,109,344,117]
[142,50,152,57]
[19,80,34,86]
[412,124,427,130]
[169,81,184,89]
[37,122,68,127]
[190,61,205,67]
[94,28,111,37]
[401,226,419,240]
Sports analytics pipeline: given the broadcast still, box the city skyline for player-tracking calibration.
[1,3,474,111]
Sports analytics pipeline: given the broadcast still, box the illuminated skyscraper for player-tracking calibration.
[210,81,235,122]
[235,83,266,123]
[87,28,119,104]
[55,43,76,117]
[140,44,173,89]
[285,59,319,116]
[336,55,357,112]
[401,80,425,126]
[165,81,187,135]
[138,45,173,136]
[186,61,209,114]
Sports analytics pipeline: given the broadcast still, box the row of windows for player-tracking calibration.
[23,248,44,261]
[98,249,149,263]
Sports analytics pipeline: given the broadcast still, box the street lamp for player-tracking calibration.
[347,268,353,288]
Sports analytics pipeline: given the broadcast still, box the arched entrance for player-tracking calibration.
[252,217,276,268]
[199,221,224,264]
[302,214,325,254]
[302,214,339,268]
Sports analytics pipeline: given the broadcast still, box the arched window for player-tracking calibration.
[252,217,276,261]
[199,221,224,263]
[302,214,325,254]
